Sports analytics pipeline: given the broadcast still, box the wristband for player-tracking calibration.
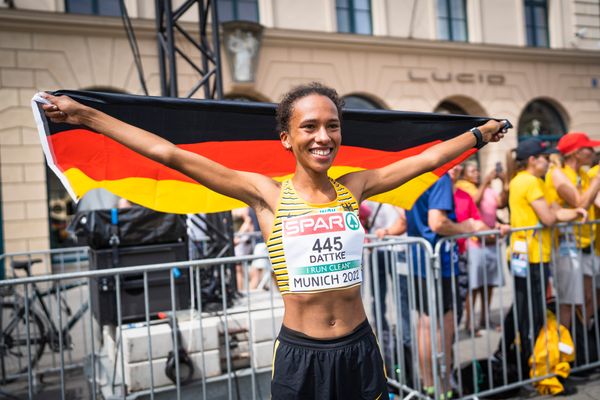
[470,127,485,149]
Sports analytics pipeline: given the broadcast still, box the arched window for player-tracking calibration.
[434,100,468,115]
[342,95,381,110]
[224,94,262,102]
[434,96,487,117]
[517,99,566,145]
[434,100,479,163]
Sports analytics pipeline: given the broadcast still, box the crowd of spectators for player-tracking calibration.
[366,131,600,396]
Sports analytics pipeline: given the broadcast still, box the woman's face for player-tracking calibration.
[576,147,594,167]
[280,94,341,174]
[530,154,549,177]
[464,164,480,184]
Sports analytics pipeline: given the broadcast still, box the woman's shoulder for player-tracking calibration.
[511,171,537,184]
[510,171,546,194]
[244,174,284,214]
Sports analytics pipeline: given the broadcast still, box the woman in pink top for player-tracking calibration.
[449,165,489,333]
[460,162,508,332]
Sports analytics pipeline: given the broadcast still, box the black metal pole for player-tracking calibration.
[197,0,211,99]
[209,0,223,99]
[164,0,178,97]
[155,0,168,96]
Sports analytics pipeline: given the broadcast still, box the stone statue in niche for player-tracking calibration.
[227,29,259,82]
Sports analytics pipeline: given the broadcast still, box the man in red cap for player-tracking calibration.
[547,132,600,330]
[556,132,600,157]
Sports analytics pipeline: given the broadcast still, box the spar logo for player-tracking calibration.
[283,213,345,236]
[345,213,360,231]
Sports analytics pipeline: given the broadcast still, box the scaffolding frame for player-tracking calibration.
[154,0,224,99]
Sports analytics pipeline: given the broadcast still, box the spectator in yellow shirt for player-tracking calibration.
[547,132,600,329]
[501,138,586,375]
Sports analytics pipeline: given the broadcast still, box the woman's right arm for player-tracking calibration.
[41,93,279,209]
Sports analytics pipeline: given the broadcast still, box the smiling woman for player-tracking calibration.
[40,81,507,399]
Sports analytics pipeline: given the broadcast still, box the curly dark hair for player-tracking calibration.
[275,82,344,133]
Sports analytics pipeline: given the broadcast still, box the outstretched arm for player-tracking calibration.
[41,93,279,210]
[340,119,507,202]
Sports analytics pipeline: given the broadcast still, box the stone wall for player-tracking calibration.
[0,8,599,255]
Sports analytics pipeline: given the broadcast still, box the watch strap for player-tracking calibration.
[470,127,485,149]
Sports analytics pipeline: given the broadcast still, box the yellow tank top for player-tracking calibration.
[266,178,364,295]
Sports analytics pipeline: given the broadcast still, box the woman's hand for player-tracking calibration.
[40,93,90,125]
[557,206,589,223]
[375,228,388,239]
[496,223,511,237]
[574,207,588,222]
[483,169,496,185]
[478,119,510,143]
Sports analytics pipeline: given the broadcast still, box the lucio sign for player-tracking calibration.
[408,70,506,85]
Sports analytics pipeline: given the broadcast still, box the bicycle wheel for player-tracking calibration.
[1,302,46,382]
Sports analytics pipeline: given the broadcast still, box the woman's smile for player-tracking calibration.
[309,146,334,162]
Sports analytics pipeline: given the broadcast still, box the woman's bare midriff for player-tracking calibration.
[281,286,366,338]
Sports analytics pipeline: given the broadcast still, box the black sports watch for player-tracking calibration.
[470,127,485,149]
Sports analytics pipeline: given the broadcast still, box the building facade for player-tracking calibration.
[0,0,599,254]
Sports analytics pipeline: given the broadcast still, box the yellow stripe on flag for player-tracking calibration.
[65,167,439,213]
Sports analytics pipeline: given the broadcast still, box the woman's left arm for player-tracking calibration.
[341,119,508,202]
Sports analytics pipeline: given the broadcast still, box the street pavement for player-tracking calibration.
[515,371,600,399]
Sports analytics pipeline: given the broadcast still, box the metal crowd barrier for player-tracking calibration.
[0,247,92,399]
[364,236,439,399]
[2,221,600,400]
[0,250,284,400]
[428,220,600,399]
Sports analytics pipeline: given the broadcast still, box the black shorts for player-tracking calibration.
[413,276,459,316]
[271,319,388,400]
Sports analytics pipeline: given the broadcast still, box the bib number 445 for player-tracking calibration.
[312,236,343,253]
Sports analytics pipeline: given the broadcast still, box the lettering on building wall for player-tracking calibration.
[408,70,505,85]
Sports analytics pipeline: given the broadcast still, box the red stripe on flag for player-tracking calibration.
[49,128,458,181]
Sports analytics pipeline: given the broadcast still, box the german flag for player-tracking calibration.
[32,90,498,214]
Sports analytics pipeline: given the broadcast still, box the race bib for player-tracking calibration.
[558,241,578,257]
[558,228,577,257]
[510,240,528,277]
[510,253,528,277]
[282,211,365,292]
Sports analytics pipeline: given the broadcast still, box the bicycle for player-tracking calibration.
[0,258,89,383]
